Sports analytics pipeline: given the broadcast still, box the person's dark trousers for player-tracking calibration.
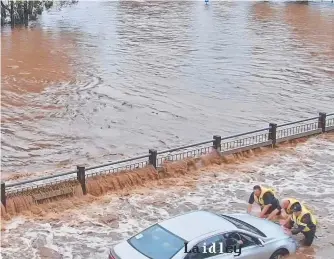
[302,227,316,246]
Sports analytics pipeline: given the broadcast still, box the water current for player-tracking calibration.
[1,1,334,177]
[1,134,334,258]
[1,1,334,259]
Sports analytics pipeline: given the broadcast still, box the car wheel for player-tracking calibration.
[269,249,289,259]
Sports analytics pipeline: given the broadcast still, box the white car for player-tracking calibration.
[109,210,297,259]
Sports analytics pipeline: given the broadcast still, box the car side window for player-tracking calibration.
[238,232,258,247]
[223,232,257,249]
[184,234,225,259]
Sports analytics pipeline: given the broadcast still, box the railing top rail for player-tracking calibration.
[6,170,78,188]
[221,127,270,141]
[158,140,213,155]
[277,116,318,128]
[85,154,150,171]
[327,113,334,116]
[158,127,270,155]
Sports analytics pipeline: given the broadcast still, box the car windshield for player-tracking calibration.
[128,224,185,259]
[220,215,266,237]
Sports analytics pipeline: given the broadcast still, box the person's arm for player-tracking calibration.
[259,193,272,218]
[281,208,288,219]
[280,216,293,235]
[282,215,292,227]
[259,205,271,218]
[247,204,252,214]
[291,225,304,235]
[247,192,254,214]
[291,214,310,235]
[266,208,279,220]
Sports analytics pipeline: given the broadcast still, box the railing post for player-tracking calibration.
[318,112,326,133]
[269,123,277,146]
[1,182,6,209]
[149,149,157,169]
[213,135,222,152]
[76,166,87,195]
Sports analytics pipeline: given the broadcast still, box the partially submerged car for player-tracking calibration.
[109,210,297,259]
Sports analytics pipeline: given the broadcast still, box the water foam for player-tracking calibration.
[1,134,334,259]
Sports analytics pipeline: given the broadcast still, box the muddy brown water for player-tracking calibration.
[1,135,334,258]
[1,1,334,259]
[1,1,334,178]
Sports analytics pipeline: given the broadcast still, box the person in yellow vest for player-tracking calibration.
[267,198,302,222]
[281,198,301,217]
[247,185,282,219]
[288,203,317,246]
[277,198,304,227]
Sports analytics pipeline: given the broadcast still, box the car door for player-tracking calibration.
[223,231,269,259]
[182,234,234,259]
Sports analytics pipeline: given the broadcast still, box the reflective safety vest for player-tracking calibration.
[284,198,314,215]
[300,203,315,214]
[253,187,276,207]
[292,208,317,232]
[285,198,300,214]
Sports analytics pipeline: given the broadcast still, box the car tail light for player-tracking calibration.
[109,249,117,259]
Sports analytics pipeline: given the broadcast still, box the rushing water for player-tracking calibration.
[1,1,334,177]
[1,134,334,259]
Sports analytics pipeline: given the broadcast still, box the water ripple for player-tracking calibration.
[1,1,334,178]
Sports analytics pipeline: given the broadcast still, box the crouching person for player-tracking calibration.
[247,185,281,220]
[288,203,317,246]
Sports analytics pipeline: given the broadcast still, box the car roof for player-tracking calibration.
[158,210,237,241]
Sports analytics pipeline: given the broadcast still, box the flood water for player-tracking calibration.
[1,134,334,259]
[1,1,334,177]
[1,1,334,259]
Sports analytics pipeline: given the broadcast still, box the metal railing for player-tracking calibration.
[156,140,213,167]
[221,127,271,153]
[1,111,333,208]
[276,117,319,139]
[326,113,334,128]
[85,154,150,178]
